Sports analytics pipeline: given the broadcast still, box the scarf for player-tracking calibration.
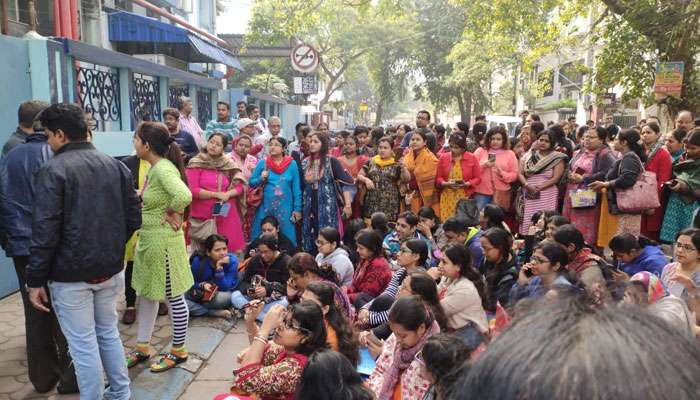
[523,150,567,176]
[630,271,668,304]
[304,155,323,184]
[403,148,438,206]
[378,320,440,400]
[645,140,664,167]
[265,155,293,175]
[373,154,396,168]
[188,152,237,171]
[674,157,700,203]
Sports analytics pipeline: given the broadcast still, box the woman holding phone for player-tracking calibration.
[473,126,519,211]
[436,132,482,220]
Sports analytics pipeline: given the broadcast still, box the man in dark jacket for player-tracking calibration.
[27,104,141,400]
[2,100,49,157]
[0,123,78,394]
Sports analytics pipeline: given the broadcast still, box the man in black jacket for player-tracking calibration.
[27,104,141,400]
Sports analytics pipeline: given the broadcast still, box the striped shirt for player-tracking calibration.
[179,114,204,147]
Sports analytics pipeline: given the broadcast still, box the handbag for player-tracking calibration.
[187,258,219,302]
[189,173,222,243]
[246,165,267,208]
[569,187,597,209]
[616,170,660,213]
[490,165,512,211]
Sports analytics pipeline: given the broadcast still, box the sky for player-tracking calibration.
[216,0,253,34]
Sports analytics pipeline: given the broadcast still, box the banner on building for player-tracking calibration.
[654,62,684,98]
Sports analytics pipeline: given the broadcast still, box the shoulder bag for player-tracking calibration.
[189,173,222,242]
[615,156,660,213]
[246,165,267,208]
[187,258,219,302]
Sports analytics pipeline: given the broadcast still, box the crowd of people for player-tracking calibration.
[0,99,699,400]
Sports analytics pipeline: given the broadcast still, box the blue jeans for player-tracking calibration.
[48,271,130,400]
[474,194,493,211]
[230,290,288,321]
[186,291,233,317]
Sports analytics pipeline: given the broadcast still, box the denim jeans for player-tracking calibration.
[474,194,493,211]
[48,271,130,400]
[230,290,288,321]
[186,291,233,317]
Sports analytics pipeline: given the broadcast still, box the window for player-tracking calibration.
[7,0,55,36]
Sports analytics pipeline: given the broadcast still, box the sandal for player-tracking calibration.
[126,349,150,369]
[150,352,188,373]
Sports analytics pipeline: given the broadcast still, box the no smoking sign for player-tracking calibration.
[290,43,319,73]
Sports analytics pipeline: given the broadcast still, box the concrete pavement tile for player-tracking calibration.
[8,383,40,400]
[0,360,24,377]
[152,325,171,339]
[130,366,194,400]
[179,357,203,374]
[2,336,25,350]
[0,348,27,362]
[0,376,25,394]
[178,380,231,400]
[187,326,226,359]
[196,332,249,381]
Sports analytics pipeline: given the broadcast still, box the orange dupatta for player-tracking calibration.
[403,148,438,214]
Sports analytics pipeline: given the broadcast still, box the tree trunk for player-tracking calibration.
[457,94,467,122]
[464,91,473,123]
[374,103,384,126]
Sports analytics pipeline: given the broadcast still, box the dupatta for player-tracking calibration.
[403,148,438,207]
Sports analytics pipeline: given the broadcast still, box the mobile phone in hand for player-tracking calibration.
[575,167,586,175]
[488,154,497,162]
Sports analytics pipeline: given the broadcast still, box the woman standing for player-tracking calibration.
[127,122,193,372]
[513,124,534,159]
[250,136,302,249]
[359,136,409,222]
[403,129,439,215]
[301,132,354,253]
[562,126,616,246]
[589,129,647,244]
[518,130,567,236]
[230,135,258,241]
[368,296,440,400]
[187,133,246,253]
[640,123,673,241]
[436,132,482,220]
[473,127,519,211]
[661,129,700,243]
[667,128,688,163]
[337,135,369,218]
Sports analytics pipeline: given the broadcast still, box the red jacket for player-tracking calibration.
[436,152,482,197]
[346,257,392,302]
[642,147,672,236]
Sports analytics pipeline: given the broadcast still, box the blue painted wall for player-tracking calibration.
[0,36,34,298]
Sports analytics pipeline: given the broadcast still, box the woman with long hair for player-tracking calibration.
[302,282,359,366]
[436,132,482,219]
[640,122,673,241]
[562,126,616,246]
[186,133,247,253]
[296,350,374,400]
[127,121,193,372]
[359,136,410,222]
[479,227,518,312]
[346,230,392,308]
[338,134,369,219]
[661,129,700,243]
[230,134,259,242]
[301,131,355,252]
[518,129,567,236]
[403,128,439,214]
[589,129,648,246]
[185,234,238,319]
[473,126,519,211]
[314,226,354,287]
[250,136,302,248]
[421,334,473,399]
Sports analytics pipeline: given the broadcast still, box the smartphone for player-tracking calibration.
[488,154,496,162]
[663,179,678,187]
[524,267,534,278]
[454,180,464,185]
[574,167,586,175]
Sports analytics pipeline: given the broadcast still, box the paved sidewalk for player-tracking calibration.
[0,291,245,400]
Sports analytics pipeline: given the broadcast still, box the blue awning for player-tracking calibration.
[107,11,243,70]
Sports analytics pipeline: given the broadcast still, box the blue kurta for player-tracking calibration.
[250,159,302,247]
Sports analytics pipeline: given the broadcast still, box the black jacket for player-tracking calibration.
[238,253,291,296]
[27,142,141,287]
[605,151,643,214]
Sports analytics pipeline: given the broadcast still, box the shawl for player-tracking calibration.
[378,320,440,400]
[403,148,438,206]
[630,271,668,304]
[373,154,396,168]
[265,155,293,175]
[645,140,665,167]
[523,150,567,176]
[673,157,700,203]
[188,152,248,216]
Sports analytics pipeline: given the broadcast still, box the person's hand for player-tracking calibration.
[343,204,352,218]
[366,337,384,359]
[671,273,698,291]
[668,180,687,192]
[610,269,629,282]
[517,264,534,286]
[236,348,249,364]
[588,181,607,192]
[28,287,50,313]
[524,184,536,194]
[261,170,269,181]
[495,166,503,178]
[259,304,286,335]
[513,239,525,250]
[416,221,431,237]
[218,192,231,202]
[427,267,442,280]
[202,282,213,291]
[357,309,369,325]
[254,285,267,299]
[292,211,301,223]
[364,178,375,190]
[245,299,264,323]
[216,256,229,270]
[161,210,183,231]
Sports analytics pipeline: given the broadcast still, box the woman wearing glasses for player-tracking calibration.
[510,240,576,302]
[660,228,700,327]
[233,301,327,400]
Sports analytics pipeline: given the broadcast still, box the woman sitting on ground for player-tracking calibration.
[608,233,668,277]
[510,240,576,302]
[234,301,327,400]
[301,282,359,366]
[185,234,239,319]
[368,295,441,400]
[245,215,297,259]
[479,227,518,313]
[346,230,392,309]
[296,350,374,400]
[314,227,354,287]
[421,334,473,400]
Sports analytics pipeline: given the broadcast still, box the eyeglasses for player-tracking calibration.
[398,248,413,254]
[676,242,697,252]
[530,256,550,264]
[281,317,311,335]
[315,239,329,247]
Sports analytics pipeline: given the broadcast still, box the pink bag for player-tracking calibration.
[616,171,660,213]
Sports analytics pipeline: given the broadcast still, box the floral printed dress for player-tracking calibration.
[133,159,193,301]
[232,343,307,400]
[439,161,463,220]
[362,159,403,222]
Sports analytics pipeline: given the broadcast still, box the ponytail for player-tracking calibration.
[166,138,189,185]
[618,129,647,163]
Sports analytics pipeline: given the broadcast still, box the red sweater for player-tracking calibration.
[346,257,392,302]
[642,147,672,236]
[436,152,482,197]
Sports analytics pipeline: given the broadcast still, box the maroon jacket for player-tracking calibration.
[346,256,392,302]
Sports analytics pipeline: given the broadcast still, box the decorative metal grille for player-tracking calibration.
[197,89,212,128]
[131,73,161,123]
[169,86,189,108]
[75,62,121,131]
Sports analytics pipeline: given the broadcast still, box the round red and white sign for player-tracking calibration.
[290,43,319,73]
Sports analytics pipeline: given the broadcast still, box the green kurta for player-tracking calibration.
[133,159,193,301]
